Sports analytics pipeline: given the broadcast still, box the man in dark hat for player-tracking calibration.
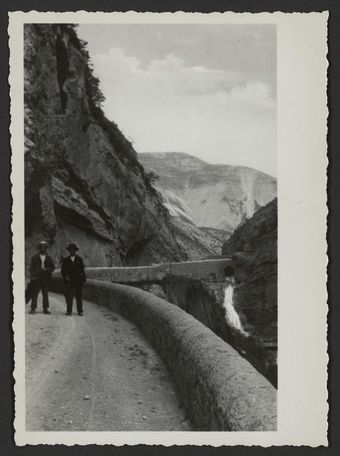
[29,241,55,314]
[61,243,86,316]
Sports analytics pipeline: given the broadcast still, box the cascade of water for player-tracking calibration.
[223,282,248,336]
[240,170,255,218]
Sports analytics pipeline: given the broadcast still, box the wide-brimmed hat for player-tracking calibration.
[66,243,79,251]
[38,241,48,248]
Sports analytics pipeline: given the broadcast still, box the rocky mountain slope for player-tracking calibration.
[139,152,277,232]
[222,198,278,385]
[24,24,186,268]
[170,217,228,260]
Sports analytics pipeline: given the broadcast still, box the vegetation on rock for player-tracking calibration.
[24,24,185,268]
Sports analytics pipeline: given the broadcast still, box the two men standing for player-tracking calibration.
[28,241,86,316]
[61,243,86,316]
[29,241,55,314]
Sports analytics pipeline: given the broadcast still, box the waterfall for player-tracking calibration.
[223,283,248,336]
[239,169,255,218]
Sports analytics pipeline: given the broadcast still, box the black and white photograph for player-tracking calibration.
[10,11,328,447]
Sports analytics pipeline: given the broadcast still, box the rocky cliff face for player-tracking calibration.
[140,200,277,384]
[169,217,229,261]
[139,152,277,232]
[222,198,278,385]
[135,273,276,386]
[24,24,186,268]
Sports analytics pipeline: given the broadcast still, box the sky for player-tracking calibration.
[77,24,276,176]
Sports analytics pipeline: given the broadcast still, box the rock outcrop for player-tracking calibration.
[222,198,278,385]
[139,152,277,232]
[24,24,186,268]
[170,217,229,260]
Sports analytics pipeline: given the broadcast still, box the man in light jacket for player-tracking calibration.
[29,241,55,314]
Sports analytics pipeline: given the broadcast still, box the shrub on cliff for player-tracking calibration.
[58,24,160,189]
[56,24,105,110]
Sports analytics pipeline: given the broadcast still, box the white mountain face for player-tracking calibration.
[139,152,277,232]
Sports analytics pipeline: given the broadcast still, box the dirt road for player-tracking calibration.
[25,293,191,431]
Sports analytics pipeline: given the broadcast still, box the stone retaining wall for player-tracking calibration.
[50,277,277,431]
[84,258,233,283]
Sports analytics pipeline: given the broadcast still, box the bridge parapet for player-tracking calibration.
[50,277,277,431]
[85,258,234,283]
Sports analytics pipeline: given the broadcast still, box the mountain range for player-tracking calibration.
[139,152,277,233]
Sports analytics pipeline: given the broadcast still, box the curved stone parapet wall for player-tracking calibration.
[50,277,277,431]
[84,258,233,283]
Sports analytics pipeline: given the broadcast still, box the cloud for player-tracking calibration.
[148,53,185,72]
[95,47,141,74]
[213,80,275,109]
[231,80,274,105]
[89,47,276,175]
[93,47,274,106]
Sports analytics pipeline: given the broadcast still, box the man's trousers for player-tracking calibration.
[65,282,83,314]
[30,278,49,310]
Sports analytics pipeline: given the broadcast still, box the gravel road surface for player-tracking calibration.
[25,292,191,431]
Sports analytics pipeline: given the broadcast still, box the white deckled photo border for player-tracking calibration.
[9,10,328,447]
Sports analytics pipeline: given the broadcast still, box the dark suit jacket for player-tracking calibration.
[30,253,55,281]
[61,255,86,285]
